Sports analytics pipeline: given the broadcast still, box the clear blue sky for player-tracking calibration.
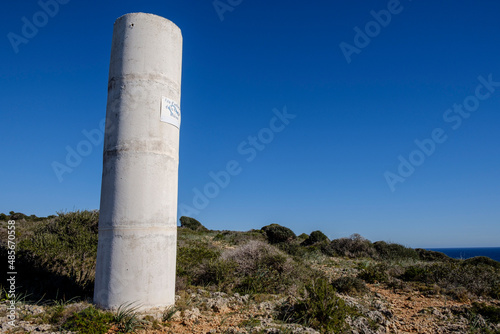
[1,0,499,248]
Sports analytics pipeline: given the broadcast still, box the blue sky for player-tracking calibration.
[1,0,499,248]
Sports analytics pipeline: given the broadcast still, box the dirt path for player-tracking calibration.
[369,284,469,333]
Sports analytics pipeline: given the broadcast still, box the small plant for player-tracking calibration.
[358,263,389,283]
[61,306,114,334]
[331,276,367,295]
[470,302,500,323]
[240,317,261,328]
[278,277,350,333]
[114,302,144,332]
[162,306,178,322]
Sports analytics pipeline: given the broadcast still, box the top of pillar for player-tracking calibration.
[114,12,182,37]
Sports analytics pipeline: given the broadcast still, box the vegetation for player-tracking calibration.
[301,230,329,246]
[278,277,352,333]
[261,223,296,244]
[1,210,499,333]
[179,216,208,231]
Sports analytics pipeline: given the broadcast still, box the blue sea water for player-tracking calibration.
[426,247,500,262]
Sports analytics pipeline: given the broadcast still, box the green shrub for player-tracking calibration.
[279,277,350,333]
[198,240,312,294]
[358,263,389,283]
[62,306,114,334]
[297,233,309,241]
[301,230,329,246]
[261,224,296,244]
[399,262,500,298]
[373,241,419,260]
[176,240,220,284]
[212,229,266,245]
[463,256,500,269]
[415,248,454,262]
[328,234,377,259]
[331,276,367,295]
[0,210,99,301]
[179,216,208,231]
[470,302,500,323]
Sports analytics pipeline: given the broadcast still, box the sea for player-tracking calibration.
[426,247,500,262]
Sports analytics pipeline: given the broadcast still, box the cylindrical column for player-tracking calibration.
[94,12,182,311]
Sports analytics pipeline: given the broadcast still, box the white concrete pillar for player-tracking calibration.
[94,12,182,311]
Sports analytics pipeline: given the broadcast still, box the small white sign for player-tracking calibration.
[160,96,181,128]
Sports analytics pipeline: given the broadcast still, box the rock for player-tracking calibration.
[207,297,229,313]
[184,307,201,321]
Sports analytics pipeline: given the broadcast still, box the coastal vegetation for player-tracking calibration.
[0,211,499,333]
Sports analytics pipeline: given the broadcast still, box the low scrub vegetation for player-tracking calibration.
[1,211,499,332]
[278,277,353,333]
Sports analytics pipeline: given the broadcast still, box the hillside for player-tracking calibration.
[0,211,499,333]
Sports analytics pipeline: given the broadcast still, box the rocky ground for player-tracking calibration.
[2,283,499,334]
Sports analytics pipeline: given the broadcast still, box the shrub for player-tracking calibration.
[212,229,266,245]
[177,240,220,285]
[222,240,298,294]
[198,240,312,294]
[279,277,350,333]
[301,230,329,246]
[415,248,453,262]
[463,256,500,269]
[373,241,419,260]
[62,306,114,334]
[358,263,389,283]
[179,216,208,231]
[331,276,367,295]
[261,224,296,244]
[297,233,309,241]
[470,302,500,323]
[399,262,500,298]
[328,234,377,259]
[1,210,99,301]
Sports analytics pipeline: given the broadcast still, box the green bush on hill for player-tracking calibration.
[373,241,419,261]
[0,210,99,300]
[326,234,377,259]
[261,223,296,244]
[301,230,329,246]
[279,277,351,333]
[179,216,208,231]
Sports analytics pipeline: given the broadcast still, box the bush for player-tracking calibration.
[373,241,419,261]
[221,240,298,294]
[177,240,220,285]
[463,256,500,269]
[198,240,312,294]
[470,302,500,323]
[279,277,350,333]
[212,229,266,245]
[62,306,114,334]
[415,248,453,262]
[1,210,99,300]
[301,230,329,246]
[399,262,500,298]
[358,263,389,283]
[179,216,208,231]
[261,224,296,244]
[331,276,367,295]
[328,234,377,259]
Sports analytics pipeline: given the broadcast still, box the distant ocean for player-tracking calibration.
[426,247,500,262]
